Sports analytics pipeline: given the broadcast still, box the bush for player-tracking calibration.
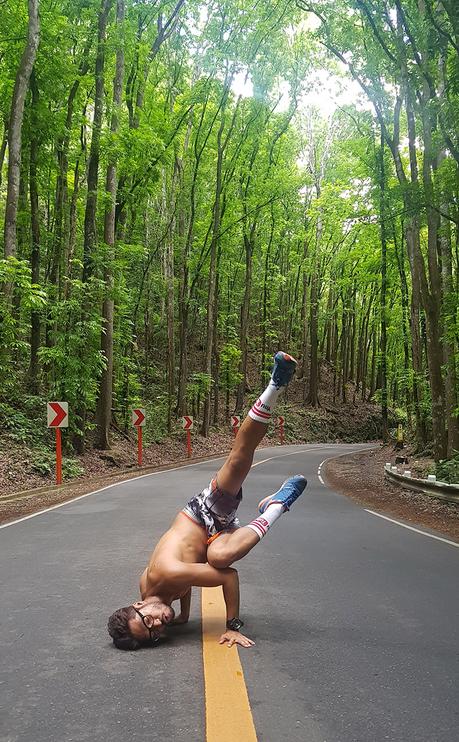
[31,452,84,480]
[0,401,45,445]
[31,453,54,476]
[62,458,85,479]
[435,453,459,485]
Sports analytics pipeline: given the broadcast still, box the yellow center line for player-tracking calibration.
[202,586,257,742]
[201,447,321,740]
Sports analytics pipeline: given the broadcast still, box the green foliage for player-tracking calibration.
[31,451,85,479]
[0,399,45,445]
[220,343,242,391]
[0,0,458,476]
[435,453,459,485]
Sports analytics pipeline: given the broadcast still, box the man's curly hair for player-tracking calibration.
[107,606,141,651]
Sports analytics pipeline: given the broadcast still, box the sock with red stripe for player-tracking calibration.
[248,381,281,424]
[245,503,285,540]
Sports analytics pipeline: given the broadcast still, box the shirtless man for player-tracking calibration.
[107,352,307,650]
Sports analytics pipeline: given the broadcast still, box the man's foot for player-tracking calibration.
[271,351,297,389]
[258,475,307,513]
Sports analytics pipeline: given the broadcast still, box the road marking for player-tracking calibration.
[365,509,459,548]
[251,447,316,468]
[202,587,257,742]
[318,475,325,485]
[202,445,337,741]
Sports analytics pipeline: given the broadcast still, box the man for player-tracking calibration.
[108,352,307,650]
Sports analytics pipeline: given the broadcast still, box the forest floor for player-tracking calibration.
[324,445,459,541]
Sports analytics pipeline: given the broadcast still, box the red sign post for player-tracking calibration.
[47,402,69,484]
[278,415,285,445]
[182,416,193,457]
[132,408,146,466]
[230,415,240,437]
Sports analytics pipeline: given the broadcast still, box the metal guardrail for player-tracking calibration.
[384,464,459,505]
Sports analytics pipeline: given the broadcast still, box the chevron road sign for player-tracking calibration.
[132,408,146,427]
[182,416,193,430]
[47,402,69,485]
[47,402,68,428]
[131,408,146,465]
[230,415,240,437]
[182,416,193,457]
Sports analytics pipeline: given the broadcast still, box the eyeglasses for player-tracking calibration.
[132,606,161,645]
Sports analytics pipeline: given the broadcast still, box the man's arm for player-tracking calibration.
[170,588,192,625]
[167,562,254,648]
[167,561,237,589]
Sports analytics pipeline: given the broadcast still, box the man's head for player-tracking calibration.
[107,598,175,650]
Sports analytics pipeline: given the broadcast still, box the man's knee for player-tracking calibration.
[207,543,233,569]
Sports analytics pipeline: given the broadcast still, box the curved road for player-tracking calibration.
[1,443,458,742]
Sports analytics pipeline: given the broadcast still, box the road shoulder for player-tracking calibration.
[323,446,459,541]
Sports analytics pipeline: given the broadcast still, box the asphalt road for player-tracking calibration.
[1,443,458,742]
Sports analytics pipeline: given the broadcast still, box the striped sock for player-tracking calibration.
[248,381,282,424]
[246,503,285,540]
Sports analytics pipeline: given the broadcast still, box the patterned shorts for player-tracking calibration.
[182,477,242,539]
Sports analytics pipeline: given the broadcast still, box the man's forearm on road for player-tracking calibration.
[180,588,191,619]
[222,568,240,620]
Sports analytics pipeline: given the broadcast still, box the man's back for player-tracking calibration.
[140,513,208,600]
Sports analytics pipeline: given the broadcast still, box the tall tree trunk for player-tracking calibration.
[164,162,178,434]
[202,85,231,436]
[0,119,8,191]
[29,69,40,392]
[74,0,112,454]
[439,206,459,455]
[82,0,112,283]
[307,268,319,406]
[260,208,275,388]
[212,263,221,425]
[378,130,389,441]
[307,215,321,406]
[419,85,447,459]
[394,227,411,417]
[3,0,40,264]
[94,0,124,450]
[235,229,254,412]
[52,40,92,300]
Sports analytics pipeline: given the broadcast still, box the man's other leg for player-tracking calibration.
[216,352,297,496]
[207,475,307,568]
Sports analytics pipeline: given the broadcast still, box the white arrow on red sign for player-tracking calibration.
[182,416,193,430]
[278,415,285,425]
[132,408,146,427]
[231,415,240,428]
[47,402,69,428]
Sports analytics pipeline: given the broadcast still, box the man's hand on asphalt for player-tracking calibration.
[219,630,255,648]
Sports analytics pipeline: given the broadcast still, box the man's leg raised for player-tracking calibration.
[216,351,297,497]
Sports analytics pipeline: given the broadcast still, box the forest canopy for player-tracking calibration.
[0,0,458,464]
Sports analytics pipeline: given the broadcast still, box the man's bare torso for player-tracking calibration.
[139,513,208,602]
